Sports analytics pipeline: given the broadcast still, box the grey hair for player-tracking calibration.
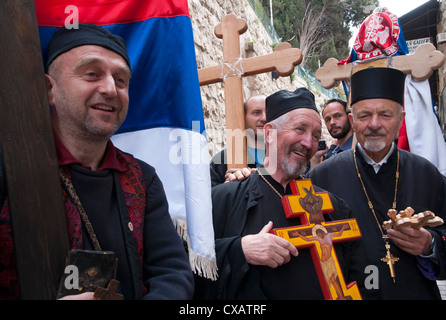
[268,112,290,131]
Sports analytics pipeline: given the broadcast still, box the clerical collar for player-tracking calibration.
[357,142,395,173]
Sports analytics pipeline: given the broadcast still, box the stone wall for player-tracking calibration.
[188,0,332,157]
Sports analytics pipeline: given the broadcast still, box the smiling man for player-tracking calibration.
[195,88,360,299]
[0,23,193,300]
[47,45,131,168]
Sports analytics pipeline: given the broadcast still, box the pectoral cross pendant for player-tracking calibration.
[381,241,399,283]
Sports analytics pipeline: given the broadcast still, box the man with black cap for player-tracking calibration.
[194,88,359,299]
[309,67,446,299]
[0,23,193,299]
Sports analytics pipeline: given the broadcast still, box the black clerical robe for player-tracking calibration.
[309,145,446,299]
[194,170,359,299]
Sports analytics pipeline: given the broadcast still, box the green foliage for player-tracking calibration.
[306,38,338,71]
[260,0,379,71]
[254,0,264,20]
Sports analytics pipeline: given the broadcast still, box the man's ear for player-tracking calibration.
[45,74,56,106]
[263,123,274,144]
[398,109,406,132]
[348,113,355,133]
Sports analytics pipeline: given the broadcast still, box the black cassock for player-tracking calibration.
[310,145,446,299]
[194,170,359,300]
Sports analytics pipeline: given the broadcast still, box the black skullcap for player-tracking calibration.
[266,88,318,122]
[45,23,130,71]
[351,67,405,105]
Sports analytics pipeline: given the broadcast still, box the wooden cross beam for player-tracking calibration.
[0,0,69,299]
[315,43,445,89]
[272,179,362,300]
[198,14,302,169]
[94,279,124,300]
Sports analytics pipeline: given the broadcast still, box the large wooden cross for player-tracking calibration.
[315,43,445,89]
[0,0,69,299]
[198,14,302,169]
[272,179,362,300]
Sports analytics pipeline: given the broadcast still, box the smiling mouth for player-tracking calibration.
[292,150,306,157]
[92,104,115,112]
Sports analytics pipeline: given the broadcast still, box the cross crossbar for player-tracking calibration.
[198,14,302,169]
[315,43,445,89]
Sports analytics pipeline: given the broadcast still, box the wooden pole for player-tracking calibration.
[199,14,302,169]
[215,14,248,169]
[0,0,69,299]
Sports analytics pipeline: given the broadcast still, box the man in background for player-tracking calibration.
[321,98,353,160]
[210,95,266,186]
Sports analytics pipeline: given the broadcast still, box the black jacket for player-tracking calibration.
[310,147,446,299]
[195,171,362,299]
[209,149,257,187]
[0,146,194,300]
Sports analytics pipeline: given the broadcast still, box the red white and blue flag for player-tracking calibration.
[35,0,216,279]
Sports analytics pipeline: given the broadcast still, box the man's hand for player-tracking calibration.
[309,148,327,170]
[58,292,99,300]
[241,221,298,268]
[387,227,433,256]
[225,167,256,183]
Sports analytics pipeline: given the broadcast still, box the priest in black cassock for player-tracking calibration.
[194,88,362,299]
[309,67,446,299]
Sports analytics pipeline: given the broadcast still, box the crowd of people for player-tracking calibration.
[0,23,445,300]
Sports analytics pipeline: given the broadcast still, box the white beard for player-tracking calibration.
[364,139,386,153]
[280,153,307,179]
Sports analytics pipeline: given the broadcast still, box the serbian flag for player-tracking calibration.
[341,7,446,175]
[35,0,217,279]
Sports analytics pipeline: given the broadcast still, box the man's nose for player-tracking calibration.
[368,114,381,130]
[300,132,313,149]
[98,74,118,97]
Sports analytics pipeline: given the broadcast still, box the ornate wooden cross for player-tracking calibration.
[0,0,69,299]
[315,43,445,89]
[272,179,362,300]
[94,279,124,300]
[383,207,444,231]
[198,14,302,169]
[381,242,399,283]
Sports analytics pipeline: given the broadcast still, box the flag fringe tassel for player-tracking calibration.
[173,218,218,281]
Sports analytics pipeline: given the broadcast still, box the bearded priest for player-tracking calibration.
[309,67,446,299]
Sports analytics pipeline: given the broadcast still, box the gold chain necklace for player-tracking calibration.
[257,168,284,199]
[353,149,400,282]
